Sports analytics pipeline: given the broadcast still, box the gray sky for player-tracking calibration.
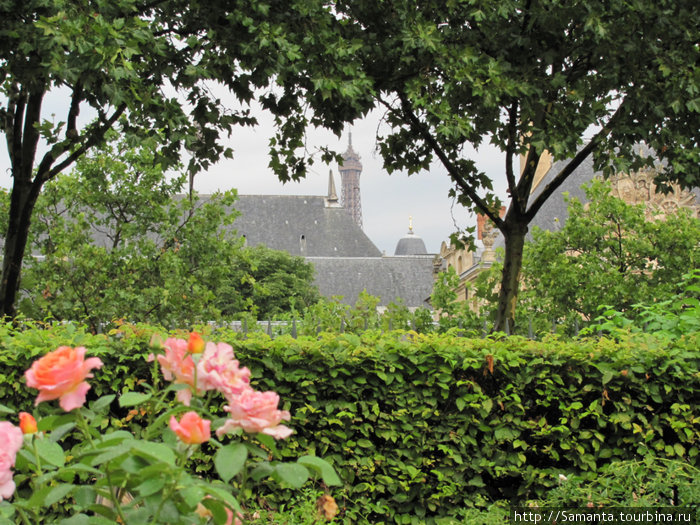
[0,91,508,255]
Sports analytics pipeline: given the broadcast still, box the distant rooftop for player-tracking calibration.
[230,194,381,258]
[309,255,435,307]
[394,219,428,256]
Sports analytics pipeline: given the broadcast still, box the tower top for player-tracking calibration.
[341,133,362,170]
[339,132,363,229]
[394,218,427,255]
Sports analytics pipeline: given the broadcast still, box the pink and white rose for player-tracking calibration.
[157,337,196,405]
[169,412,211,445]
[0,422,23,501]
[196,342,250,399]
[216,388,292,440]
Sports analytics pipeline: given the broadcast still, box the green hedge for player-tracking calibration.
[1,322,698,524]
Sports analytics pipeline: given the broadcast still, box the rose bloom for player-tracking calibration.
[157,338,196,405]
[0,422,23,501]
[18,412,37,434]
[25,346,103,411]
[197,342,250,399]
[216,388,293,440]
[188,332,205,354]
[169,412,211,444]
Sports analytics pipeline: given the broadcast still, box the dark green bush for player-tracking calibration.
[1,322,698,524]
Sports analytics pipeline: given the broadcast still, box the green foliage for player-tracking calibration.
[293,0,700,330]
[0,0,367,316]
[521,180,700,324]
[4,324,697,523]
[583,270,700,342]
[232,332,699,523]
[217,245,321,320]
[245,489,336,525]
[20,133,240,330]
[0,329,340,524]
[539,457,700,507]
[15,133,320,329]
[432,267,485,332]
[297,291,434,335]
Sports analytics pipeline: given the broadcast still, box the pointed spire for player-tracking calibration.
[343,130,360,161]
[327,169,338,203]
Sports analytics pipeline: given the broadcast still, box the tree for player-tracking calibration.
[470,180,700,333]
[300,0,700,330]
[21,132,242,330]
[520,180,700,324]
[0,0,357,317]
[217,245,321,319]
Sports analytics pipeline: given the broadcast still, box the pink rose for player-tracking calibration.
[197,342,250,399]
[25,346,103,411]
[169,412,211,444]
[216,388,293,440]
[0,422,23,501]
[157,338,196,405]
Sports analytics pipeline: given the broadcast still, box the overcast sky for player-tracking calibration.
[0,92,509,255]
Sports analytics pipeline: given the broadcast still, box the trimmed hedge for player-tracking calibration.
[1,322,698,524]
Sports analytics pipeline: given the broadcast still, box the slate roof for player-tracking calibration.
[525,154,597,234]
[308,256,436,307]
[227,195,435,307]
[19,191,436,309]
[231,195,381,257]
[394,232,428,256]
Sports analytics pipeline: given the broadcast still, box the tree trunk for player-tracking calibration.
[493,222,528,333]
[0,179,43,318]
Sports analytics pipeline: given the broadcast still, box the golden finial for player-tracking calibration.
[408,216,414,234]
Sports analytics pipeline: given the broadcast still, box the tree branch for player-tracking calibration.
[516,144,541,205]
[66,82,83,138]
[36,104,127,184]
[505,101,520,210]
[390,92,505,229]
[524,101,627,222]
[2,83,22,169]
[20,86,46,181]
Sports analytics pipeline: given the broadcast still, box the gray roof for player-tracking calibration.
[526,155,597,234]
[309,256,435,307]
[231,194,435,307]
[21,192,436,308]
[394,232,428,256]
[232,195,381,257]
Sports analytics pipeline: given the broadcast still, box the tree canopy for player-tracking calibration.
[472,180,700,333]
[302,0,700,330]
[17,132,320,329]
[19,132,240,329]
[521,180,700,324]
[0,0,361,317]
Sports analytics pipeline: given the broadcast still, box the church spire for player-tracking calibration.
[326,169,339,205]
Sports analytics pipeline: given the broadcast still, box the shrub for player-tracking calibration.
[1,322,697,523]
